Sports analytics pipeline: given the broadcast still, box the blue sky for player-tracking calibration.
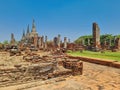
[0,0,120,42]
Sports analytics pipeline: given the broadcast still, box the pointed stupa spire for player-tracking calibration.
[21,29,25,41]
[23,29,25,37]
[26,25,30,39]
[27,24,30,34]
[32,19,36,32]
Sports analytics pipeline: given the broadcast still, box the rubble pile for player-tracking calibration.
[0,63,54,86]
[23,53,54,63]
[62,59,83,75]
[0,52,83,87]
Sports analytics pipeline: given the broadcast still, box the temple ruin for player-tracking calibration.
[92,22,101,51]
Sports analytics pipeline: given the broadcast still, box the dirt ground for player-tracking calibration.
[0,51,120,90]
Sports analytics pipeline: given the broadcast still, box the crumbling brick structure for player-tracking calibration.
[92,22,101,51]
[62,59,83,75]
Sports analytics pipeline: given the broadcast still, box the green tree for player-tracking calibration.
[116,35,120,38]
[74,35,92,45]
[3,40,9,45]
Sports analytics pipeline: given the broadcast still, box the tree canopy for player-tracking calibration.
[74,34,120,46]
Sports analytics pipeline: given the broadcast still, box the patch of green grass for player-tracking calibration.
[67,50,120,61]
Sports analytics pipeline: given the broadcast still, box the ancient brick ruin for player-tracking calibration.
[1,20,120,88]
[20,20,39,48]
[1,20,117,53]
[0,52,83,87]
[92,22,101,51]
[10,33,16,45]
[115,38,120,50]
[16,20,71,52]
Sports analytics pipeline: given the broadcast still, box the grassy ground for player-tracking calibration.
[67,50,120,62]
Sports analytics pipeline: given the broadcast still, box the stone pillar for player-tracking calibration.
[38,37,41,48]
[38,37,41,49]
[108,39,112,49]
[53,37,58,47]
[33,35,38,48]
[64,37,67,49]
[109,39,111,46]
[87,38,90,45]
[57,34,61,49]
[68,39,70,43]
[115,38,120,49]
[114,36,117,46]
[10,33,16,45]
[82,39,85,45]
[41,36,44,48]
[103,39,107,50]
[45,36,48,50]
[92,22,101,50]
